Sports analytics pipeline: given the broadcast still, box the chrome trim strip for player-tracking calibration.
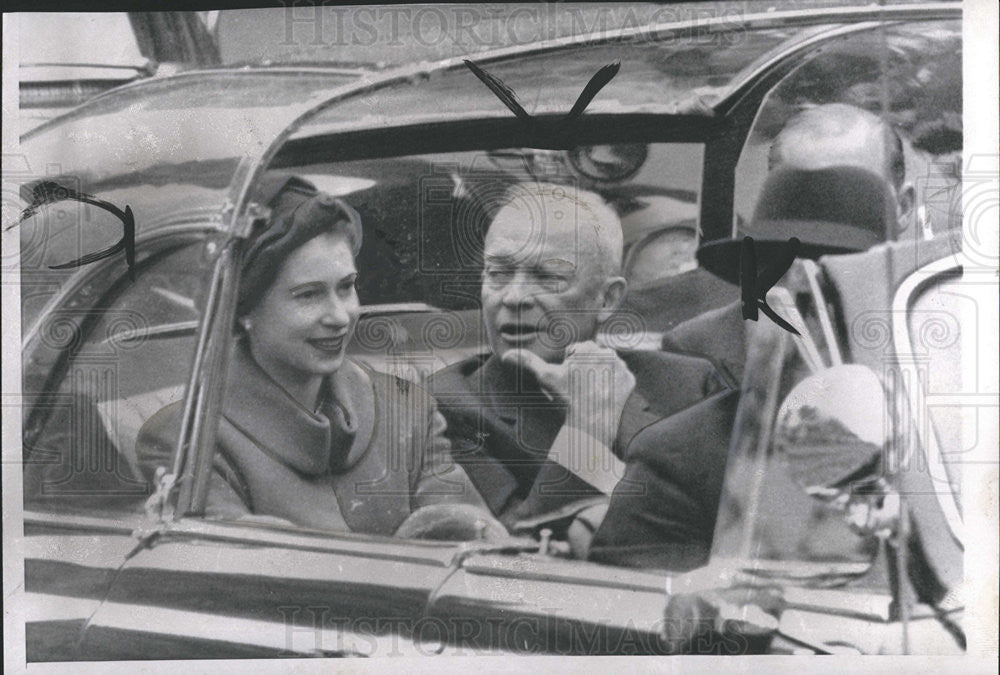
[24,510,142,534]
[26,592,429,657]
[890,257,964,545]
[23,510,460,567]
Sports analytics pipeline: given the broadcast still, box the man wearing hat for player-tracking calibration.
[664,103,916,383]
[587,103,922,571]
[607,105,963,652]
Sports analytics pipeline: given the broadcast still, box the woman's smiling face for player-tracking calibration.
[245,232,360,394]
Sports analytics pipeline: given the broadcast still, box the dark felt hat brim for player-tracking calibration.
[698,166,895,283]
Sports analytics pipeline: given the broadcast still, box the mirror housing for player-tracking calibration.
[775,365,888,497]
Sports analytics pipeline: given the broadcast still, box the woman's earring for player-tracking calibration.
[241,318,253,332]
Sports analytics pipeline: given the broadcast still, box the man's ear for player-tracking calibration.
[895,183,915,237]
[596,276,627,322]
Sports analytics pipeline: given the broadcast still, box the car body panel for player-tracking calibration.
[23,514,141,661]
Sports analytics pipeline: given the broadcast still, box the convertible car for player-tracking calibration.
[11,3,972,659]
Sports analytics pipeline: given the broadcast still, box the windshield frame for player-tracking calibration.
[169,0,962,540]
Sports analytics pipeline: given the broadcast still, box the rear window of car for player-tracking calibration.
[287,142,712,316]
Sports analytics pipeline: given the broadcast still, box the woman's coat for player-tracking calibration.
[137,341,488,534]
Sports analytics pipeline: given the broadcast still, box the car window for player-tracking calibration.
[906,275,965,502]
[709,317,889,590]
[16,198,129,334]
[193,140,719,538]
[298,144,703,301]
[733,19,962,233]
[23,241,212,515]
[291,142,713,352]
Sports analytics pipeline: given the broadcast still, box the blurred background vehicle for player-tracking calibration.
[18,12,220,134]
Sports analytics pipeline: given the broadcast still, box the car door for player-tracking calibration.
[22,233,219,660]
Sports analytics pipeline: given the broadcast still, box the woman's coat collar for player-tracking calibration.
[224,340,376,476]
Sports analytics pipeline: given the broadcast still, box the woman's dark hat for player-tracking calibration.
[237,173,363,317]
[698,166,896,284]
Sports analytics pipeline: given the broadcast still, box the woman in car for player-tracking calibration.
[137,174,500,537]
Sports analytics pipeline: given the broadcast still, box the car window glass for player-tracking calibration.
[709,321,889,591]
[733,19,962,233]
[19,13,146,70]
[24,242,211,515]
[198,141,723,541]
[906,276,966,498]
[287,142,714,374]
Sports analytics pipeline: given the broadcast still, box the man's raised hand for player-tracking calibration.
[501,340,636,449]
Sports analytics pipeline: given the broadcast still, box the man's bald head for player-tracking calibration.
[769,103,905,190]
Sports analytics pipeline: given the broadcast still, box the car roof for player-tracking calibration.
[16,3,959,239]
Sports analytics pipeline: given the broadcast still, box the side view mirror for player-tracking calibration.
[774,364,899,537]
[774,364,888,498]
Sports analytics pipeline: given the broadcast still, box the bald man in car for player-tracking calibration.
[428,182,726,546]
[587,103,925,572]
[661,103,916,384]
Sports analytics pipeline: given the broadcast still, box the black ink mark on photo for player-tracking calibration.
[740,235,800,335]
[464,59,620,149]
[13,181,136,281]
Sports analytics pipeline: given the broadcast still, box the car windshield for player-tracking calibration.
[270,142,716,385]
[16,3,965,571]
[708,317,886,586]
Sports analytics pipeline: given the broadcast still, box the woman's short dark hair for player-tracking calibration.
[237,174,363,318]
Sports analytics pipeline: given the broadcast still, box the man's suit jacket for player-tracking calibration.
[429,349,728,530]
[578,299,748,572]
[661,300,746,388]
[621,267,736,333]
[587,388,740,571]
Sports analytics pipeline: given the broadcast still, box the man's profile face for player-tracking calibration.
[481,199,606,364]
